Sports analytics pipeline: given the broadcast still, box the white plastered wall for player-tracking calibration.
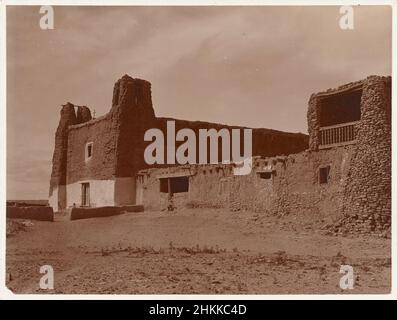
[66,179,115,208]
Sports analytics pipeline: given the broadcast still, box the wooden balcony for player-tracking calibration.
[319,121,359,149]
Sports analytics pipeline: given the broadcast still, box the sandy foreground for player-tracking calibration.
[6,208,391,294]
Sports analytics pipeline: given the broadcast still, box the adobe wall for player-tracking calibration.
[50,75,156,210]
[51,73,391,229]
[154,118,309,162]
[67,115,118,183]
[7,206,54,222]
[52,74,308,210]
[49,103,92,211]
[137,146,354,224]
[111,75,157,177]
[110,74,309,177]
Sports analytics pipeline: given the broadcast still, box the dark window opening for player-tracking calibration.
[170,176,189,193]
[258,172,272,179]
[319,89,362,127]
[87,145,92,157]
[319,166,330,184]
[85,142,93,160]
[160,178,168,193]
[159,176,189,194]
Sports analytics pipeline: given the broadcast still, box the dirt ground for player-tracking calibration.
[6,208,391,294]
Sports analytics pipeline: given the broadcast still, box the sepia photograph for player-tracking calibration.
[3,2,393,298]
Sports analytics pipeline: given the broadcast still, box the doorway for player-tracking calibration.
[81,182,90,206]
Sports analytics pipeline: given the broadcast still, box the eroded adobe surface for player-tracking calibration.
[50,74,309,188]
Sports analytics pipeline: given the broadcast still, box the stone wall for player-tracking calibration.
[307,79,364,151]
[340,76,391,234]
[306,75,391,234]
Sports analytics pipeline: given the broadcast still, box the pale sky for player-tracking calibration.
[6,5,391,199]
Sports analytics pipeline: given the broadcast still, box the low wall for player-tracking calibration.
[70,205,144,220]
[6,206,54,221]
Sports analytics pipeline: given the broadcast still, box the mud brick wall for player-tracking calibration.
[66,75,157,183]
[66,114,118,183]
[107,75,308,177]
[138,146,353,220]
[50,74,308,199]
[50,74,390,229]
[341,76,391,233]
[111,75,157,177]
[49,103,92,195]
[154,118,308,163]
[49,103,92,210]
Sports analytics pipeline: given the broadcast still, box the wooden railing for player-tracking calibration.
[319,121,359,148]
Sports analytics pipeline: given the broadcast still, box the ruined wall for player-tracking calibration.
[49,103,91,211]
[138,146,354,223]
[111,75,157,177]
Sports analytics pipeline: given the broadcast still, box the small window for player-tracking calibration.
[159,176,189,194]
[258,171,272,179]
[85,142,93,161]
[170,176,189,193]
[319,166,330,184]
